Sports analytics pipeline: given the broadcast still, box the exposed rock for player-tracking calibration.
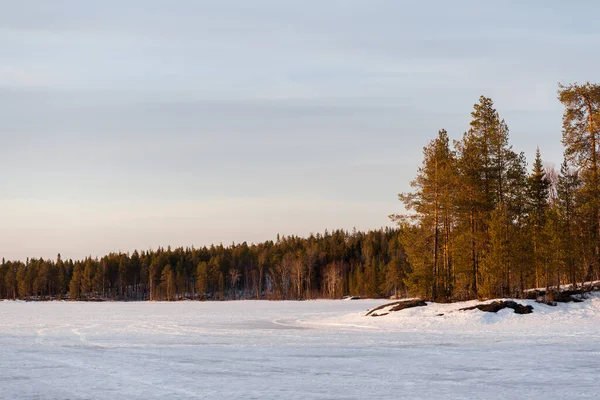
[547,291,584,303]
[365,299,427,317]
[460,300,533,314]
[525,285,595,301]
[536,300,557,307]
[529,290,585,304]
[370,312,389,317]
[389,300,427,312]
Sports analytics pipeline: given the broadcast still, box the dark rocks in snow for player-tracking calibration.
[529,290,585,305]
[389,300,427,312]
[547,290,584,303]
[369,312,389,317]
[365,299,427,317]
[537,300,558,307]
[460,300,533,314]
[525,283,597,301]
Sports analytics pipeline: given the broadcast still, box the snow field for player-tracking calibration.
[1,297,599,399]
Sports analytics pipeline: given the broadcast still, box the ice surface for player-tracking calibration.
[1,298,600,399]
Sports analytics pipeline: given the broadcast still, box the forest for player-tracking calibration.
[0,229,407,301]
[395,82,600,300]
[1,82,599,302]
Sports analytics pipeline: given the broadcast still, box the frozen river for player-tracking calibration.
[1,299,599,399]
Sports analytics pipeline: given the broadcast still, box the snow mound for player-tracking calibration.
[304,292,600,335]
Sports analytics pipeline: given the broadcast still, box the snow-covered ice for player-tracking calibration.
[1,297,600,399]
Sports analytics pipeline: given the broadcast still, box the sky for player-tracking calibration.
[1,0,599,261]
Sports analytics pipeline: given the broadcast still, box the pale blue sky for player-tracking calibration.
[1,0,599,260]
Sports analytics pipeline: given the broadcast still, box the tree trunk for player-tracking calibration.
[588,101,600,281]
[470,203,478,297]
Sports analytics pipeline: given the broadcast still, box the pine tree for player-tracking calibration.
[196,261,208,299]
[160,265,176,301]
[453,96,516,298]
[527,148,551,288]
[69,263,82,300]
[541,207,563,291]
[556,159,582,287]
[218,272,224,300]
[467,96,512,210]
[17,263,30,299]
[480,205,509,298]
[381,237,407,298]
[559,82,600,281]
[504,151,529,294]
[399,129,457,300]
[4,262,17,299]
[81,258,95,298]
[229,268,241,300]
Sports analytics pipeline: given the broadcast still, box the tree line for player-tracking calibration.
[395,82,600,301]
[0,228,408,301]
[2,82,598,302]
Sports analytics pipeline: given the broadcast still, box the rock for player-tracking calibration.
[370,312,389,317]
[365,299,427,317]
[536,300,557,307]
[547,291,584,303]
[389,300,427,312]
[460,300,533,314]
[525,287,589,302]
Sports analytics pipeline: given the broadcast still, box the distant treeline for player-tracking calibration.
[395,82,600,301]
[0,228,408,301]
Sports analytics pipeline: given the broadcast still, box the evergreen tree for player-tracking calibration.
[480,205,509,298]
[69,263,82,300]
[454,96,517,298]
[4,262,17,299]
[17,263,31,299]
[527,148,551,288]
[556,160,582,287]
[559,82,600,281]
[399,129,457,300]
[196,261,208,299]
[160,265,176,301]
[505,152,530,294]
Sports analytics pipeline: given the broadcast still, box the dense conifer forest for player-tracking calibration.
[0,228,407,301]
[1,82,599,302]
[395,82,600,300]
